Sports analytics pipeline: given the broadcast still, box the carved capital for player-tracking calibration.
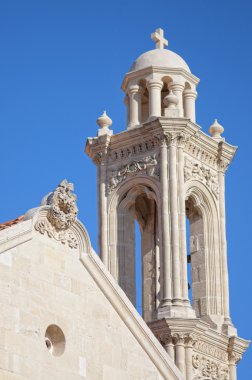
[228,352,242,365]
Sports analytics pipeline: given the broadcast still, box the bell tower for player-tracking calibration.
[85,28,249,380]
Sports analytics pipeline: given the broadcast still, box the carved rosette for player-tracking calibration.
[184,158,219,199]
[34,180,79,249]
[107,154,159,193]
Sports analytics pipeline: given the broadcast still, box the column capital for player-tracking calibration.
[127,84,144,95]
[147,79,163,90]
[169,82,185,92]
[184,89,198,99]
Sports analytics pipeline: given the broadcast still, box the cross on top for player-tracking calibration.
[151,28,168,49]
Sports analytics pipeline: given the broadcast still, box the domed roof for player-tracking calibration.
[130,49,191,73]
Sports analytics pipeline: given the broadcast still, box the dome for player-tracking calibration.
[130,49,190,73]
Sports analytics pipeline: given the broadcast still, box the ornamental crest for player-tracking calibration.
[34,180,78,249]
[47,179,78,229]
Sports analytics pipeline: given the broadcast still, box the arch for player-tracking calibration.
[108,176,161,322]
[184,180,223,323]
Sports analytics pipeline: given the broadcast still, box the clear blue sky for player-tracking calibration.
[0,0,251,377]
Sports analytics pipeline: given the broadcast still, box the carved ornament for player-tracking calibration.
[34,180,78,249]
[107,155,159,193]
[193,340,228,362]
[184,158,219,199]
[192,354,229,380]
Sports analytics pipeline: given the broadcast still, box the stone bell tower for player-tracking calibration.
[85,28,249,380]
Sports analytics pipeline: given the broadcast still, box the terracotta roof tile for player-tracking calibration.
[0,215,24,231]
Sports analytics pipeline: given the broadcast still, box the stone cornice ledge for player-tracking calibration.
[80,249,184,380]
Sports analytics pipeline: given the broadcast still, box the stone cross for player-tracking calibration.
[151,28,168,49]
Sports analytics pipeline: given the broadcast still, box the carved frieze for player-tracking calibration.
[192,354,229,380]
[107,154,159,193]
[185,141,218,169]
[194,340,228,362]
[109,138,159,163]
[34,180,79,249]
[184,158,219,199]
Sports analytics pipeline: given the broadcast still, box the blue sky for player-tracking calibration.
[0,0,251,376]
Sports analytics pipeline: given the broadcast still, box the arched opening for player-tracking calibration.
[117,185,160,322]
[185,196,206,318]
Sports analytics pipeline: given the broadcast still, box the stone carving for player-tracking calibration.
[35,219,78,249]
[184,158,219,199]
[194,340,228,362]
[109,138,159,163]
[192,354,229,380]
[185,141,218,169]
[34,180,78,249]
[108,155,159,193]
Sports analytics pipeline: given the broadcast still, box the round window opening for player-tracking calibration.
[45,325,66,356]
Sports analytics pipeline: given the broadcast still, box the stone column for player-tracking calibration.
[160,135,172,305]
[147,79,163,120]
[124,94,130,128]
[169,82,184,117]
[127,85,143,129]
[185,336,194,380]
[98,154,108,267]
[169,136,182,304]
[174,334,186,377]
[229,353,240,380]
[177,135,190,304]
[163,335,175,361]
[218,163,231,322]
[183,89,197,123]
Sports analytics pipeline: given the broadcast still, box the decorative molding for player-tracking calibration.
[184,158,219,199]
[192,354,229,380]
[109,138,159,163]
[185,141,218,169]
[193,340,228,362]
[107,154,159,193]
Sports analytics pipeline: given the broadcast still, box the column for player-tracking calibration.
[174,334,186,377]
[185,336,193,380]
[219,166,231,322]
[98,155,108,267]
[183,89,197,123]
[147,79,163,120]
[169,82,184,117]
[229,353,240,380]
[124,94,130,128]
[163,335,175,361]
[160,135,172,305]
[177,136,190,304]
[127,85,143,129]
[169,137,182,304]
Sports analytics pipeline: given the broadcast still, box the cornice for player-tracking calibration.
[121,66,200,90]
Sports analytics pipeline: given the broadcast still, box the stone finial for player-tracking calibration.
[151,28,168,49]
[209,119,224,139]
[97,111,113,136]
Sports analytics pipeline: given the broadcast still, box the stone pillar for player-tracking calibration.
[229,353,240,380]
[169,82,184,117]
[98,156,108,267]
[218,165,231,322]
[185,336,193,380]
[127,85,143,129]
[163,335,175,361]
[169,137,182,304]
[124,94,130,128]
[183,89,197,123]
[174,334,186,377]
[160,135,172,305]
[147,79,163,120]
[177,135,190,304]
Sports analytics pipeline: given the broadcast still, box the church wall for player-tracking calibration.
[0,234,165,380]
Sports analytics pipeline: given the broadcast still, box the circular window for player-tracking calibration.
[45,325,66,356]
